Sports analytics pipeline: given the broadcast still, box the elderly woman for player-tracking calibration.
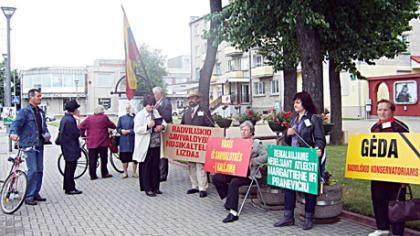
[274,91,326,230]
[133,95,166,197]
[59,100,82,195]
[116,103,137,178]
[368,99,409,236]
[80,105,116,180]
[212,120,267,223]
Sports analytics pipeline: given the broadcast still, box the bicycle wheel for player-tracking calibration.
[1,170,28,214]
[109,151,124,173]
[57,149,89,179]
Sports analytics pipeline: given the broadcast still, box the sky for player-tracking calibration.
[0,0,217,70]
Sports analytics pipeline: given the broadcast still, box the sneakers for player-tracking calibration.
[368,230,390,236]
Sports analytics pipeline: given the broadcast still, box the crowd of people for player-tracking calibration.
[8,87,411,235]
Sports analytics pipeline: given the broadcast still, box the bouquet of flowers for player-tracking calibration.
[265,109,293,132]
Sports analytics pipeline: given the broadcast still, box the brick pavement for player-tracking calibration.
[0,126,376,236]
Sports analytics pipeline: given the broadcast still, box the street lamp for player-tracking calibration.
[2,6,16,108]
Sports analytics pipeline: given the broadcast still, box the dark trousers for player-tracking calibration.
[284,189,317,213]
[159,158,169,182]
[212,174,251,211]
[371,180,405,235]
[139,148,160,192]
[63,161,77,192]
[88,147,109,178]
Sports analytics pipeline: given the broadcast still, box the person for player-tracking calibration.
[212,121,267,223]
[153,86,172,183]
[9,88,51,205]
[396,84,411,103]
[181,90,214,198]
[368,99,409,236]
[133,95,166,197]
[274,91,326,230]
[116,103,138,178]
[59,100,83,195]
[79,105,116,180]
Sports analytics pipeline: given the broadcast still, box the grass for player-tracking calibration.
[327,145,420,230]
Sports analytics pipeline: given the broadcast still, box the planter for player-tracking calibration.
[323,123,335,135]
[257,186,284,210]
[239,119,258,126]
[296,183,343,224]
[268,121,287,133]
[215,118,232,128]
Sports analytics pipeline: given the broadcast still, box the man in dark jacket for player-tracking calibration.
[153,87,172,182]
[181,90,214,198]
[59,100,82,195]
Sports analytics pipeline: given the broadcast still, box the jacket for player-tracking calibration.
[117,113,135,153]
[181,105,214,127]
[284,112,326,153]
[132,108,167,163]
[249,139,268,179]
[9,104,50,148]
[370,117,409,133]
[79,113,116,149]
[156,97,173,123]
[59,113,81,161]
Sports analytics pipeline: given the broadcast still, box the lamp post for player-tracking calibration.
[74,78,79,101]
[2,6,16,108]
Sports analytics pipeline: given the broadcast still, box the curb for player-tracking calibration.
[340,210,420,236]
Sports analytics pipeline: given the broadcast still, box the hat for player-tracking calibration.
[187,90,202,98]
[65,100,80,112]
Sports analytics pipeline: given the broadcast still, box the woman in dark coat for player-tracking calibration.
[59,100,83,195]
[274,91,326,230]
[116,103,137,178]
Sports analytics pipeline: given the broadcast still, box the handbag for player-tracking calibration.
[388,185,420,223]
[107,136,119,153]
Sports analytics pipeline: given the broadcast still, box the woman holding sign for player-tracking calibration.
[133,95,166,197]
[212,121,268,223]
[368,99,409,236]
[274,91,326,230]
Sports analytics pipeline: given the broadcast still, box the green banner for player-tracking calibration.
[267,145,319,195]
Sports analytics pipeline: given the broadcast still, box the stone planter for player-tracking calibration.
[268,121,287,133]
[323,123,335,135]
[215,118,232,128]
[296,183,343,224]
[257,186,284,210]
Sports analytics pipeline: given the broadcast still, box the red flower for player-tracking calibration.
[284,111,293,119]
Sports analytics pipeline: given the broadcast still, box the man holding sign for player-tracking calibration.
[211,121,267,223]
[181,90,214,198]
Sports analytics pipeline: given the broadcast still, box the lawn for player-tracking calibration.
[327,145,420,230]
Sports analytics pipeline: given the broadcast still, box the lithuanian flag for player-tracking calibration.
[122,6,140,100]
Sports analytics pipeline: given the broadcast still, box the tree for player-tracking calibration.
[134,43,168,96]
[198,0,222,110]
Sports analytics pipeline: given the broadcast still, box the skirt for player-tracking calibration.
[119,152,134,163]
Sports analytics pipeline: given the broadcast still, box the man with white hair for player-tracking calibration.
[80,105,116,180]
[153,87,172,182]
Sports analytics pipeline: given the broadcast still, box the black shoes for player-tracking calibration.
[155,190,163,194]
[25,199,37,206]
[146,191,156,197]
[186,188,199,194]
[222,213,239,223]
[90,176,98,180]
[34,196,47,202]
[65,189,83,195]
[199,191,208,198]
[102,174,113,178]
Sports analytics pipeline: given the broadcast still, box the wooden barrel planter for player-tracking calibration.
[296,183,343,224]
[256,186,284,210]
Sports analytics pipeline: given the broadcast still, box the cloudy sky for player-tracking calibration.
[0,0,223,70]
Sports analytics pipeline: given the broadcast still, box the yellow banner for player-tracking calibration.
[345,133,420,184]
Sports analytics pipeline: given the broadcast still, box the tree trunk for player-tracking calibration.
[198,0,222,110]
[329,59,343,144]
[296,16,324,113]
[283,66,297,112]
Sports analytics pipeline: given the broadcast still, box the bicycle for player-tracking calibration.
[1,145,29,214]
[57,137,123,179]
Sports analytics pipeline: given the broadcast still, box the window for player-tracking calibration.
[271,80,279,95]
[23,75,33,89]
[42,74,52,88]
[254,81,265,95]
[401,34,409,43]
[228,57,241,71]
[52,74,63,87]
[253,55,263,67]
[98,98,111,109]
[241,57,249,70]
[96,72,113,88]
[214,63,222,75]
[63,74,74,88]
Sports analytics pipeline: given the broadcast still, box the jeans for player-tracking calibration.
[24,145,44,200]
[284,189,317,213]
